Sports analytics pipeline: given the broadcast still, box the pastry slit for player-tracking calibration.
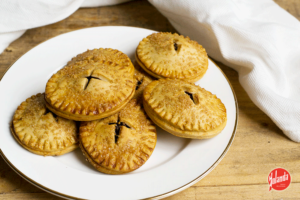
[109,116,132,143]
[119,122,131,129]
[114,124,120,143]
[44,108,58,122]
[84,75,101,90]
[135,78,144,91]
[173,40,181,53]
[44,108,51,115]
[174,42,178,51]
[185,91,195,104]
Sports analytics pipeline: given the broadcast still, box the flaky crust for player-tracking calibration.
[79,99,157,174]
[133,61,155,100]
[143,79,227,139]
[45,48,135,121]
[11,93,78,156]
[136,32,208,82]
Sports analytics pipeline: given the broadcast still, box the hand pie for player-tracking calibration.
[11,93,78,156]
[136,32,208,82]
[133,61,155,100]
[143,79,227,139]
[45,48,135,121]
[79,99,157,174]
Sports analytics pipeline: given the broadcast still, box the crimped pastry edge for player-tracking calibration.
[135,50,204,83]
[142,79,227,139]
[143,100,227,139]
[10,122,78,156]
[45,88,135,121]
[79,141,129,175]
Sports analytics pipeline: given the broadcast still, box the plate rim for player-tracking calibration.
[0,26,238,200]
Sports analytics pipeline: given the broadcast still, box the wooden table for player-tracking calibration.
[0,0,299,199]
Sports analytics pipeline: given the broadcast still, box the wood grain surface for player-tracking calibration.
[0,0,299,199]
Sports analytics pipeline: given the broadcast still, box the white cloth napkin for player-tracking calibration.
[1,0,300,142]
[0,0,131,53]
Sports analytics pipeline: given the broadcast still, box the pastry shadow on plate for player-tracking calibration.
[155,126,191,152]
[124,126,191,175]
[71,148,101,173]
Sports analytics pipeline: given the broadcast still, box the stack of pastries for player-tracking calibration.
[11,32,227,174]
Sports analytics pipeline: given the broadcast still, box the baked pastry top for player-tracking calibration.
[79,99,157,174]
[12,93,78,156]
[45,48,135,121]
[143,79,227,139]
[136,32,208,82]
[133,62,154,100]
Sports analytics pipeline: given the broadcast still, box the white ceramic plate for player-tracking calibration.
[0,26,237,200]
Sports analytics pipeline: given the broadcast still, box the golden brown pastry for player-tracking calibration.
[11,93,78,156]
[133,61,155,100]
[143,79,227,139]
[45,48,135,121]
[79,99,157,174]
[136,32,208,82]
